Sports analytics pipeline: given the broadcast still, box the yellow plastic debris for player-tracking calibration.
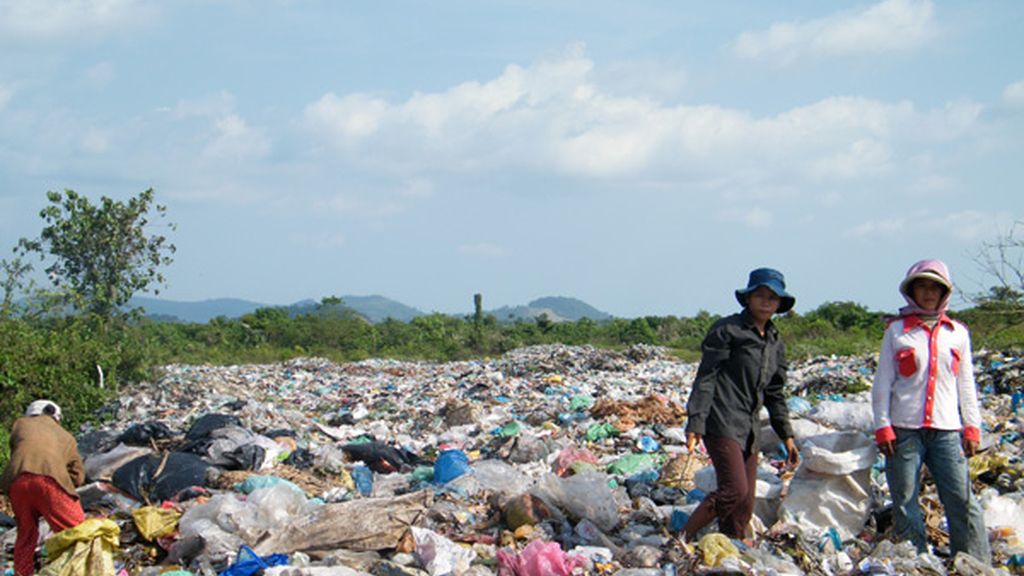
[41,518,120,576]
[698,532,739,568]
[545,375,564,384]
[969,452,1009,480]
[132,506,181,540]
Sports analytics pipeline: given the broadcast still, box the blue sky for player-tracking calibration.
[1,0,1022,318]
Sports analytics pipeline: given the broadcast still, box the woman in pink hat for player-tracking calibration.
[872,259,989,562]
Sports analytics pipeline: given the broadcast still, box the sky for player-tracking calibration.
[1,0,1022,319]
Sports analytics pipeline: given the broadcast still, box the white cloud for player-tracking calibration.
[203,114,271,160]
[167,92,236,120]
[290,230,346,250]
[719,207,773,228]
[808,139,892,181]
[314,188,416,220]
[596,60,687,102]
[923,210,999,241]
[849,218,906,237]
[84,62,115,89]
[301,49,979,193]
[1003,80,1024,108]
[850,210,1009,240]
[80,127,110,153]
[398,178,433,199]
[303,93,389,145]
[0,0,155,42]
[733,0,937,64]
[458,243,506,258]
[0,84,12,110]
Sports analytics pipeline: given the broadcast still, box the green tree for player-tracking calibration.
[806,301,880,331]
[0,256,32,319]
[17,189,176,320]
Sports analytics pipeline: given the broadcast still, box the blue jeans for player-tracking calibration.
[885,427,990,562]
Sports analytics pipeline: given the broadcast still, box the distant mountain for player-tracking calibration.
[489,296,612,323]
[130,294,426,324]
[286,295,425,323]
[337,295,425,323]
[131,296,266,323]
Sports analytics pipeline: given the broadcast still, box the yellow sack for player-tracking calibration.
[132,506,181,540]
[41,518,120,576]
[698,532,739,568]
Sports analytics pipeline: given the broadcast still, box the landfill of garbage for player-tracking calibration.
[2,344,1023,576]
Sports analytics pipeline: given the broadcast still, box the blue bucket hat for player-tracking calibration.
[735,267,796,313]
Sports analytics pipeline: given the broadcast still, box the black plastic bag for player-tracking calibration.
[111,452,213,503]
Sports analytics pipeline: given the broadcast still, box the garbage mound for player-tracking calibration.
[2,344,1021,575]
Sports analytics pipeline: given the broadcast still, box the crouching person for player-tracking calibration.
[1,400,86,576]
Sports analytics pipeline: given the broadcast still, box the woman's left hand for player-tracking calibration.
[784,437,800,468]
[962,438,979,457]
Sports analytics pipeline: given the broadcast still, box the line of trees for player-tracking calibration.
[1,189,1022,466]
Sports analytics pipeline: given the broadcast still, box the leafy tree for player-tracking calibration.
[320,295,344,307]
[806,301,880,331]
[16,189,176,320]
[0,256,32,319]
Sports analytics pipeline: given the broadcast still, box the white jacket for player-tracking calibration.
[872,314,982,444]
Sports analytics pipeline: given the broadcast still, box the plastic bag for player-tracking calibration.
[472,459,533,502]
[805,400,874,433]
[234,475,304,495]
[433,449,471,484]
[111,452,212,503]
[247,483,313,530]
[697,533,738,568]
[84,443,153,482]
[497,539,583,576]
[411,526,477,576]
[220,544,289,576]
[533,472,619,531]
[41,518,120,576]
[980,489,1024,537]
[552,445,599,477]
[132,506,181,541]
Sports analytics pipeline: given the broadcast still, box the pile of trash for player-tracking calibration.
[2,344,1022,575]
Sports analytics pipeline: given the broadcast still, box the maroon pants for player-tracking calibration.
[9,473,85,576]
[684,434,758,540]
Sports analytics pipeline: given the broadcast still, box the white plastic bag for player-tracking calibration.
[533,472,620,531]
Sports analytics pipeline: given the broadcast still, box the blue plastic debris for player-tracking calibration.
[669,509,690,532]
[352,465,373,495]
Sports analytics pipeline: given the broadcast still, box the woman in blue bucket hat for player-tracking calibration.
[682,268,800,542]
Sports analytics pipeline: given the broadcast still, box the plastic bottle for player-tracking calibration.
[352,465,373,495]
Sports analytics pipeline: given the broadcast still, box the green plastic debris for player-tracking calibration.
[500,421,522,437]
[569,461,600,475]
[569,395,594,411]
[411,466,435,483]
[586,422,619,442]
[606,453,662,476]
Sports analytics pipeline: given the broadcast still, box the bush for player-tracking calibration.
[0,316,145,467]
